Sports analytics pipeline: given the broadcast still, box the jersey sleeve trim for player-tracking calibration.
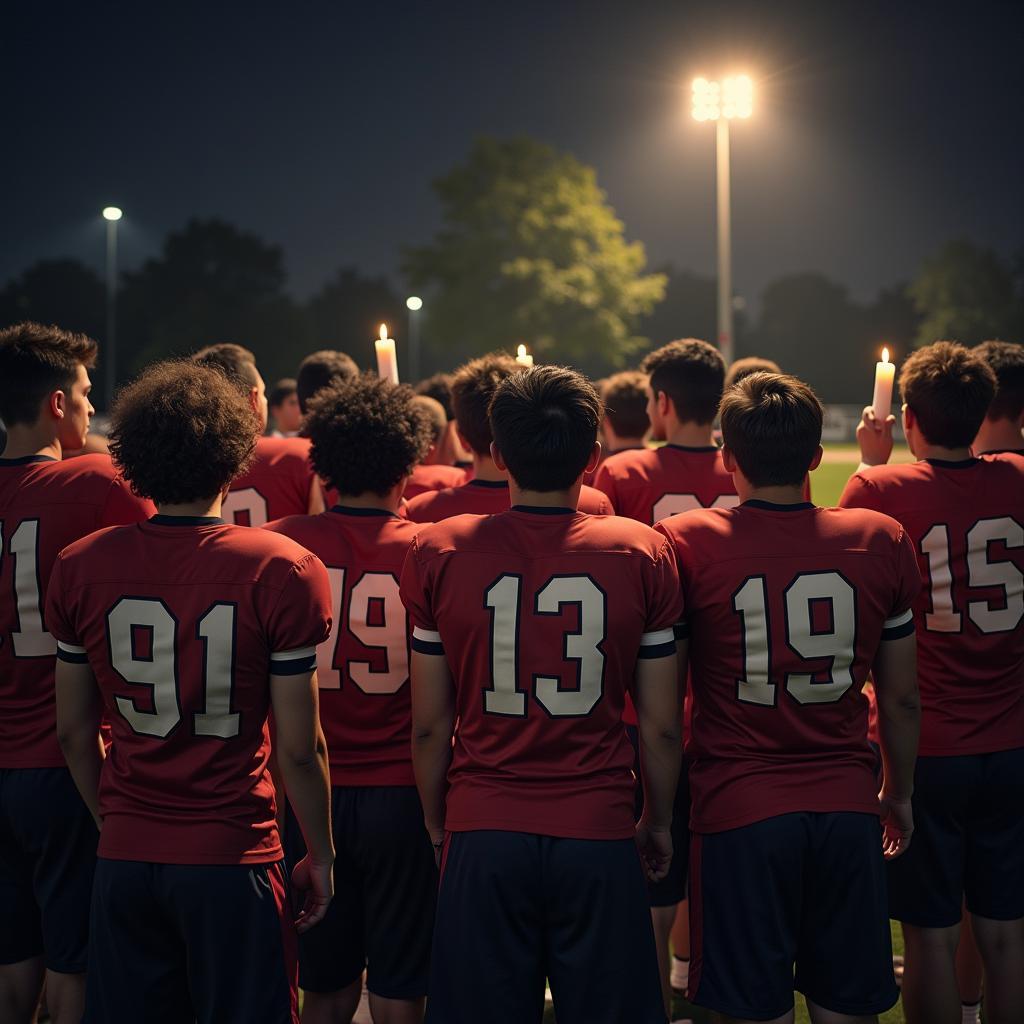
[269,646,317,675]
[637,627,677,660]
[411,626,445,655]
[56,641,89,664]
[881,608,915,640]
[673,621,689,640]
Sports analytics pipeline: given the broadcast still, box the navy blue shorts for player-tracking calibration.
[85,858,297,1024]
[285,786,436,999]
[625,724,689,907]
[0,767,97,972]
[887,747,1024,927]
[690,812,898,1021]
[427,830,664,1024]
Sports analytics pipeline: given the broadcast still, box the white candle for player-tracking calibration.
[516,344,534,367]
[375,323,399,385]
[871,347,895,420]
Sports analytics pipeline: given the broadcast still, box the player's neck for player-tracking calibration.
[470,453,507,482]
[741,484,809,506]
[603,426,645,453]
[912,441,975,463]
[1,423,62,461]
[508,479,581,510]
[333,490,403,514]
[663,419,716,449]
[157,495,224,519]
[973,418,1024,455]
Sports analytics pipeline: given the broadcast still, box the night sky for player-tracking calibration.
[5,0,1023,310]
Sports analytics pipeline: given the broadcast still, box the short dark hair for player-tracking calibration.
[489,365,602,492]
[306,375,432,497]
[296,350,359,414]
[974,340,1024,421]
[899,342,996,448]
[0,322,98,426]
[600,371,649,438]
[414,373,454,419]
[109,361,257,505]
[640,339,725,425]
[410,394,447,447]
[191,342,260,392]
[720,372,823,487]
[451,352,520,455]
[268,378,297,409]
[724,356,782,391]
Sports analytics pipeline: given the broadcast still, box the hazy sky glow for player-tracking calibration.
[5,0,1022,308]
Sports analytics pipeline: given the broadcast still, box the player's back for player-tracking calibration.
[224,435,315,526]
[656,500,920,833]
[400,507,681,839]
[0,453,152,767]
[47,515,330,864]
[840,456,1024,755]
[265,507,423,786]
[404,478,613,522]
[404,463,466,501]
[593,445,738,524]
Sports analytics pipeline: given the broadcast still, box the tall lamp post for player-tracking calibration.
[102,206,123,411]
[691,75,752,368]
[406,295,423,382]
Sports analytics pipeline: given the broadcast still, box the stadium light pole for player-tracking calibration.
[406,295,423,382]
[691,75,753,368]
[102,206,123,411]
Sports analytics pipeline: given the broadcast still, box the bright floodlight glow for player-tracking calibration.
[692,75,752,121]
[406,295,423,311]
[102,206,123,221]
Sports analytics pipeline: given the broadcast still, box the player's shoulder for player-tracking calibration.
[569,509,673,559]
[597,446,658,476]
[413,463,465,487]
[56,521,133,565]
[811,504,908,547]
[49,452,123,490]
[405,484,459,519]
[253,434,312,465]
[655,505,736,545]
[409,512,490,553]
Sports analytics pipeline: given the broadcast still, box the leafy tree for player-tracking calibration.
[305,268,402,365]
[404,137,665,374]
[0,259,105,339]
[909,239,1022,346]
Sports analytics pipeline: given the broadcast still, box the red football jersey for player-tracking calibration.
[404,479,614,523]
[265,507,424,787]
[223,436,317,526]
[0,454,153,768]
[400,507,683,840]
[656,501,921,834]
[45,516,332,865]
[840,457,1024,756]
[592,445,739,525]
[404,463,467,501]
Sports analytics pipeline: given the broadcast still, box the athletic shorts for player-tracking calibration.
[689,812,898,1021]
[428,830,664,1024]
[0,767,97,972]
[85,858,297,1024]
[887,747,1024,927]
[285,786,436,999]
[625,724,689,907]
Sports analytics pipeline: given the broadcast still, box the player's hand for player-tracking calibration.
[856,407,896,467]
[428,827,446,868]
[635,819,673,883]
[879,793,914,860]
[291,854,334,932]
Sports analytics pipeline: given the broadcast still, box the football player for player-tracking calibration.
[0,322,153,1024]
[296,349,359,416]
[404,353,614,522]
[597,371,650,460]
[401,365,682,1024]
[404,395,467,500]
[972,340,1024,458]
[841,342,1024,1024]
[269,378,303,437]
[46,360,335,1024]
[658,371,921,1024]
[266,375,438,1024]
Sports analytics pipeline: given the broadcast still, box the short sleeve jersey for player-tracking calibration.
[45,516,332,865]
[404,463,467,501]
[593,445,738,525]
[656,500,921,834]
[400,507,683,840]
[404,478,614,523]
[223,436,316,526]
[0,454,154,768]
[265,507,424,787]
[840,457,1024,756]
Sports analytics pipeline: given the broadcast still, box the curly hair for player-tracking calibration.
[450,352,520,455]
[306,374,432,497]
[109,361,257,505]
[974,340,1024,421]
[0,322,98,426]
[641,338,725,425]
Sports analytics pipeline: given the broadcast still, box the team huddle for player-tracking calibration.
[0,321,1022,1024]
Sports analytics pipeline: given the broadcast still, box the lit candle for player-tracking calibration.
[871,347,895,420]
[516,344,534,367]
[375,323,399,385]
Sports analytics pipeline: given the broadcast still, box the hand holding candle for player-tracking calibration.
[515,344,534,367]
[375,323,399,385]
[871,347,895,421]
[858,346,896,468]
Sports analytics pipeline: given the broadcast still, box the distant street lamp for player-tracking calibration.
[691,75,753,367]
[102,206,123,410]
[406,295,423,382]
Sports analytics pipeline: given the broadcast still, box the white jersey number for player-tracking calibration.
[222,488,269,528]
[0,519,56,658]
[652,492,739,525]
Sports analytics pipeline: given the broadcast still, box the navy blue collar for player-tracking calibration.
[925,457,979,469]
[666,444,719,453]
[331,505,398,518]
[149,514,224,526]
[0,454,58,465]
[743,499,815,512]
[510,505,577,515]
[467,478,508,489]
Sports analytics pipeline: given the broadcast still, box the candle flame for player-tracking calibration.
[517,344,527,359]
[881,346,890,364]
[380,323,388,342]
